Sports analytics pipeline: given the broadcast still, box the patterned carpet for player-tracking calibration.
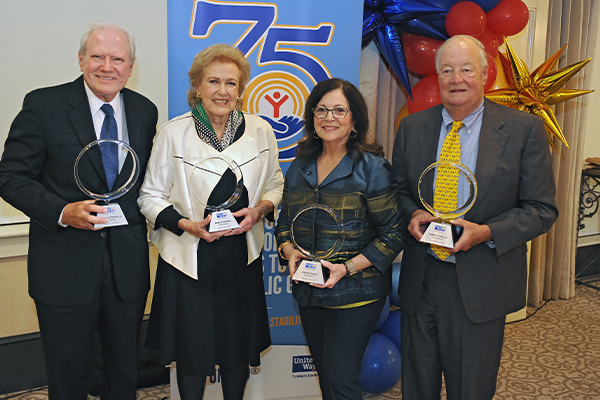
[3,281,599,400]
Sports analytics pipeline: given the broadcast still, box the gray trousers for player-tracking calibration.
[401,254,505,400]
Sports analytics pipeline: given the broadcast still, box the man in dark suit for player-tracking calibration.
[0,20,157,399]
[392,35,558,399]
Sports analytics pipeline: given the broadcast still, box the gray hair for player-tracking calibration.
[435,35,488,74]
[79,20,136,63]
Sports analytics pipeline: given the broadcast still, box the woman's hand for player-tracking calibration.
[178,215,226,243]
[229,207,260,234]
[311,260,346,289]
[229,201,274,235]
[281,243,306,278]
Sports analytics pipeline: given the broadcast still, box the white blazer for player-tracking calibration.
[138,112,284,279]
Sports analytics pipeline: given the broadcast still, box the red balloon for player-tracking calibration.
[486,0,529,37]
[478,28,499,58]
[407,75,441,114]
[445,1,487,38]
[491,29,506,48]
[484,54,497,92]
[402,33,444,76]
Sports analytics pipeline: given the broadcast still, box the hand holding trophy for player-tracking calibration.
[290,204,345,285]
[74,139,139,228]
[189,154,244,232]
[418,160,477,249]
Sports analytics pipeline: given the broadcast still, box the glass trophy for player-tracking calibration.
[290,204,345,285]
[189,154,244,232]
[418,161,477,248]
[74,139,139,228]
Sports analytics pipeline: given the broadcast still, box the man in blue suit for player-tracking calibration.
[392,35,558,399]
[0,21,157,399]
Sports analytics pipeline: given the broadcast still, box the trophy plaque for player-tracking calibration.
[418,161,477,248]
[74,139,139,228]
[290,204,345,285]
[189,154,244,232]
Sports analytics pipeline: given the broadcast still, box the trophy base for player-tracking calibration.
[93,203,129,228]
[420,221,462,248]
[208,210,240,232]
[292,260,325,285]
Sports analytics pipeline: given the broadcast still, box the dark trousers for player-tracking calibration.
[35,247,146,400]
[299,298,385,400]
[401,255,505,400]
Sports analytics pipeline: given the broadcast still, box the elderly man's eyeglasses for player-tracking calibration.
[312,107,349,120]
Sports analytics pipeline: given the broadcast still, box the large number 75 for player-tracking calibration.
[190,0,333,84]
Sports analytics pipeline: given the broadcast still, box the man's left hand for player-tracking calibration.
[451,219,492,252]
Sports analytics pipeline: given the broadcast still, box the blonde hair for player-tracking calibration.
[186,44,251,108]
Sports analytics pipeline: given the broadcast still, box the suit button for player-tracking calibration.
[100,231,107,238]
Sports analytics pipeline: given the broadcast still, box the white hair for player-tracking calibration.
[79,20,136,63]
[435,35,488,74]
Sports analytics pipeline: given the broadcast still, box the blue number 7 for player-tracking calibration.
[190,1,276,56]
[190,1,333,83]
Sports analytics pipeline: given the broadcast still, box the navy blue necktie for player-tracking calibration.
[100,104,119,190]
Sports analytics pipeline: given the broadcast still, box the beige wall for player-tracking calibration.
[0,255,38,336]
[582,29,600,164]
[0,244,160,338]
[579,30,600,241]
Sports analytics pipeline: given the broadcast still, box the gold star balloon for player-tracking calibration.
[485,37,593,150]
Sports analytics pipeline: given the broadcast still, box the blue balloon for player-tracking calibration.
[376,309,401,351]
[362,8,384,48]
[374,24,412,98]
[420,0,458,31]
[389,262,401,307]
[382,0,448,22]
[470,0,502,12]
[374,296,390,331]
[361,0,454,97]
[359,333,402,393]
[400,17,449,41]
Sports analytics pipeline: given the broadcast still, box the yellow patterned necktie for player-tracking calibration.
[431,120,463,260]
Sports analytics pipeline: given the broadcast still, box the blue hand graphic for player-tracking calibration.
[260,115,305,139]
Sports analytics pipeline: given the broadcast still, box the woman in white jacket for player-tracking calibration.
[138,44,283,400]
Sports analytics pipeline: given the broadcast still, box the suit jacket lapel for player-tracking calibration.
[467,99,509,218]
[113,88,143,190]
[417,106,443,204]
[67,76,108,189]
[122,89,142,153]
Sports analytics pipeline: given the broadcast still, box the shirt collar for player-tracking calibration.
[442,100,485,135]
[83,80,122,117]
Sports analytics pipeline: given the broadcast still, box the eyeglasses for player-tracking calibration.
[312,107,349,120]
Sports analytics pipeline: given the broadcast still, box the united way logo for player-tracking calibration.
[292,355,317,378]
[243,71,309,163]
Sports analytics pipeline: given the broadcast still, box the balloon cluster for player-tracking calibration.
[359,263,402,393]
[362,0,530,110]
[370,0,594,150]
